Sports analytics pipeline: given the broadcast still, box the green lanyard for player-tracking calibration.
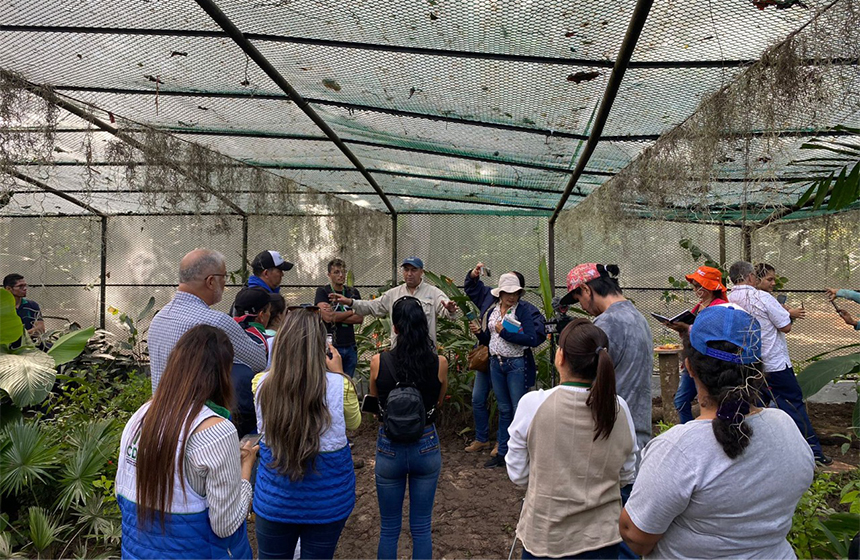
[205,400,231,419]
[560,381,592,389]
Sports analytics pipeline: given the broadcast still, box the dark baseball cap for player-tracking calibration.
[401,256,424,269]
[233,287,279,315]
[252,250,293,272]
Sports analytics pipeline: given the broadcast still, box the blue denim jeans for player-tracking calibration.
[255,515,346,559]
[471,369,492,443]
[763,366,823,457]
[523,544,620,559]
[375,425,442,560]
[489,356,526,457]
[673,370,697,424]
[336,344,358,378]
[619,484,639,560]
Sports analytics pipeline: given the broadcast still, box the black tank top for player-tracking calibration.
[377,351,441,425]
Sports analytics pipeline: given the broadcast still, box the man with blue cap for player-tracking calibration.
[330,257,457,346]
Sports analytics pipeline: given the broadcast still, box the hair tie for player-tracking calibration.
[595,346,604,356]
[716,399,750,424]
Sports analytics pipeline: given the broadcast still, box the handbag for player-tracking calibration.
[467,345,490,373]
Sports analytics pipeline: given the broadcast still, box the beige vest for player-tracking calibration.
[517,389,634,557]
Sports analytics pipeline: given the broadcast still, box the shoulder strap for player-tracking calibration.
[380,351,401,384]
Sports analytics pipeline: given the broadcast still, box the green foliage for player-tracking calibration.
[797,353,860,399]
[0,348,57,407]
[55,420,121,511]
[0,422,58,496]
[537,255,554,319]
[790,126,860,213]
[27,507,67,558]
[47,328,97,367]
[789,471,860,559]
[796,352,860,438]
[0,289,24,345]
[0,290,94,408]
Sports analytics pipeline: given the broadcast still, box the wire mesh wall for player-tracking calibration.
[4,209,858,365]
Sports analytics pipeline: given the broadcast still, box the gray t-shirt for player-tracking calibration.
[626,408,815,559]
[593,300,653,455]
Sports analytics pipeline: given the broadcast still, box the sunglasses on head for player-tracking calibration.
[287,304,320,314]
[394,295,421,307]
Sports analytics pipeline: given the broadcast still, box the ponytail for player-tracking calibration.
[685,341,763,459]
[587,346,618,441]
[558,319,619,441]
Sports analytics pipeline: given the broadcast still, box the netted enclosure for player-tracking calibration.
[1,0,858,346]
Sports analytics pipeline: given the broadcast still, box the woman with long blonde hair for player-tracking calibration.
[253,305,361,559]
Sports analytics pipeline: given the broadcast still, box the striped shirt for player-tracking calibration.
[184,419,253,538]
[148,291,268,392]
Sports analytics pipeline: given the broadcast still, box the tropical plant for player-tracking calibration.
[0,289,94,413]
[789,470,860,559]
[796,345,860,439]
[789,126,860,213]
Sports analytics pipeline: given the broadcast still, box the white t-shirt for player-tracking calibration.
[728,285,791,372]
[625,408,814,559]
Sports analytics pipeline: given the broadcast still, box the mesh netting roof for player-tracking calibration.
[1,0,858,220]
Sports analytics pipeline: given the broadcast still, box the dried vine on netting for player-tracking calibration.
[568,0,860,235]
[0,71,58,195]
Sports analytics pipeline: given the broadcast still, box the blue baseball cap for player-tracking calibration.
[689,304,762,365]
[401,257,424,269]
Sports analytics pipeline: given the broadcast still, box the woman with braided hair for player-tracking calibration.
[620,305,814,559]
[506,318,637,559]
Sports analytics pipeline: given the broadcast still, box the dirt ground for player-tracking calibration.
[248,401,858,559]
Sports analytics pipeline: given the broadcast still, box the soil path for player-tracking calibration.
[247,402,857,559]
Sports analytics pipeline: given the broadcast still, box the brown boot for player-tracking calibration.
[464,440,492,453]
[491,443,499,457]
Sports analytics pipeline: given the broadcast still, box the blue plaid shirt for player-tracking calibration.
[148,291,267,393]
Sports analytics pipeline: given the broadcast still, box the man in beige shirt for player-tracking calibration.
[329,257,457,347]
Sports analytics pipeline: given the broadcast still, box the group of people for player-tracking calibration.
[10,247,854,559]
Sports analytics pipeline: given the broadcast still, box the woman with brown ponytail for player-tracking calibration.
[506,318,638,559]
[620,305,814,558]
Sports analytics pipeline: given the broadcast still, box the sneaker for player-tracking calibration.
[353,458,365,469]
[484,455,505,469]
[815,453,833,466]
[464,440,492,453]
[491,443,499,457]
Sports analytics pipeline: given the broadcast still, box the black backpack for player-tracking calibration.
[380,353,427,443]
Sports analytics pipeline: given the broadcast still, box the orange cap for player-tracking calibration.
[685,266,727,298]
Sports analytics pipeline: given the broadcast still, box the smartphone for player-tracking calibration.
[240,433,263,446]
[776,294,787,305]
[465,310,477,321]
[325,334,333,359]
[361,394,380,414]
[482,266,492,277]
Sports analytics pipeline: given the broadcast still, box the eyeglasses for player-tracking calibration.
[11,283,27,289]
[287,304,320,314]
[207,273,227,279]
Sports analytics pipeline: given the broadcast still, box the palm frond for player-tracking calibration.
[0,423,58,496]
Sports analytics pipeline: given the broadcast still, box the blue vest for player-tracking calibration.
[118,495,251,559]
[254,443,355,524]
[116,403,252,560]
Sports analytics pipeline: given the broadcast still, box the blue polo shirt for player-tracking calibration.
[17,298,41,330]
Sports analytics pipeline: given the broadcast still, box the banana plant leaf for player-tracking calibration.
[0,290,24,346]
[423,270,479,318]
[796,352,860,399]
[47,327,95,367]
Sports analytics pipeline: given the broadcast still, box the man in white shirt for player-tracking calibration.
[727,261,830,465]
[329,257,457,346]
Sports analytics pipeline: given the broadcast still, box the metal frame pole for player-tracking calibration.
[99,216,107,329]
